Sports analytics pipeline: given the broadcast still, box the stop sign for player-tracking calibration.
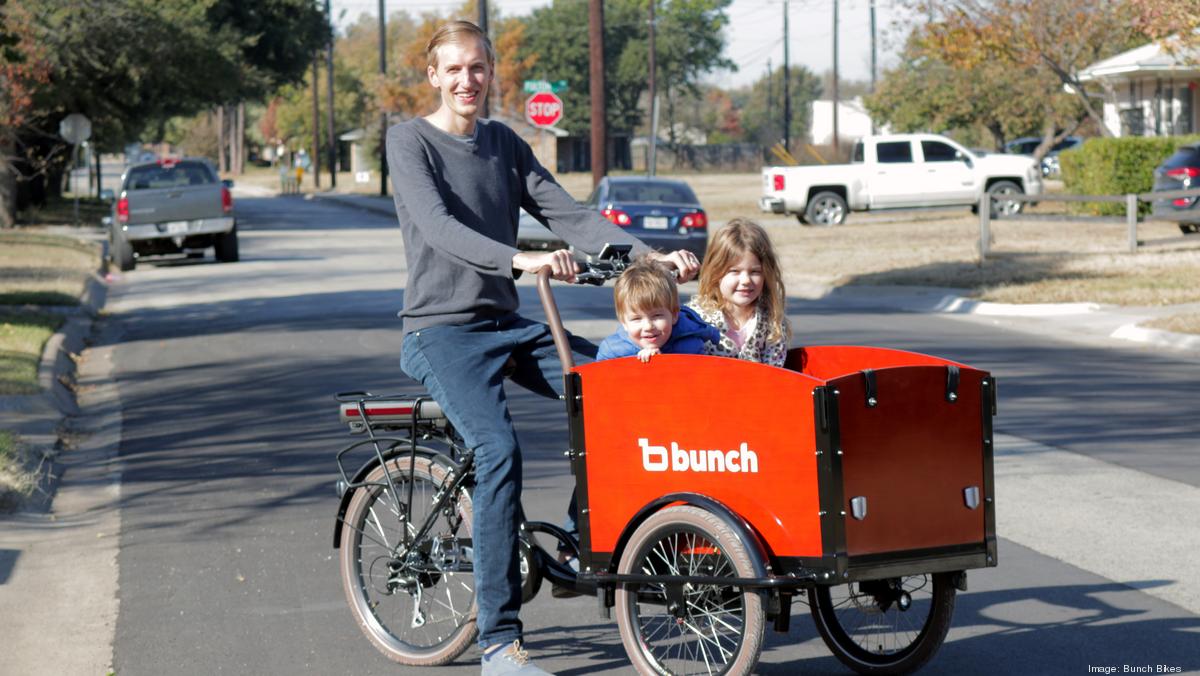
[525,92,564,128]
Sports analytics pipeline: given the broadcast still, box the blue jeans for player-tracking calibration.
[400,313,592,649]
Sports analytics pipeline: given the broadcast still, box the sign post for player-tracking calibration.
[59,114,92,226]
[525,91,564,129]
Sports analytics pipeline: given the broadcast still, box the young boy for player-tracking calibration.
[597,258,721,362]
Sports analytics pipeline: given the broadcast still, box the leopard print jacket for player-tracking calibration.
[685,299,789,367]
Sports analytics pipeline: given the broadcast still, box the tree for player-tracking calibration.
[733,64,822,149]
[913,0,1144,144]
[653,0,736,144]
[0,0,329,225]
[864,33,1081,150]
[519,0,734,137]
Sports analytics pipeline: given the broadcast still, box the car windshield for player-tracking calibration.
[126,161,215,190]
[609,181,697,205]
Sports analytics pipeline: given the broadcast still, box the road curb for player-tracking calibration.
[1111,323,1200,350]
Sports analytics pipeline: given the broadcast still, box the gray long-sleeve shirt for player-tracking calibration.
[387,117,647,335]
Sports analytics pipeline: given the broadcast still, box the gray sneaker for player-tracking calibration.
[481,640,554,675]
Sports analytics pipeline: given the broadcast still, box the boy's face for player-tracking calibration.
[427,36,493,122]
[620,305,675,350]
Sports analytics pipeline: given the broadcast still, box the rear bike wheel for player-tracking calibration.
[809,572,957,675]
[615,505,765,675]
[339,455,476,665]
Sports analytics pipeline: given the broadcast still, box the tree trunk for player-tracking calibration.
[0,149,16,228]
[237,102,245,175]
[217,106,227,172]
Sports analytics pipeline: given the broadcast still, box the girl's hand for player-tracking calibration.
[637,347,661,362]
[647,249,700,283]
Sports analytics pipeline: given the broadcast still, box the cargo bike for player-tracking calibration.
[331,254,998,675]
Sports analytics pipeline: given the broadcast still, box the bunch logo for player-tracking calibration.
[639,438,759,473]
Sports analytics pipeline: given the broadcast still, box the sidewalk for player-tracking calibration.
[0,235,120,675]
[313,189,1200,354]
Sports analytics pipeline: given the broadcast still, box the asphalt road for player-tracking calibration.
[99,193,1199,675]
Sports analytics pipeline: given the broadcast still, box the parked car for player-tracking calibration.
[760,133,1042,225]
[1150,143,1200,235]
[586,176,709,259]
[1005,136,1082,177]
[514,177,708,258]
[103,157,237,271]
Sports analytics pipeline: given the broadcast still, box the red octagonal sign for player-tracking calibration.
[525,91,564,128]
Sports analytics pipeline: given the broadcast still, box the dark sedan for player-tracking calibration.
[585,176,709,260]
[1151,144,1200,235]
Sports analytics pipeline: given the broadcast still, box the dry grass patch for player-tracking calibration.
[0,230,99,305]
[1143,312,1200,335]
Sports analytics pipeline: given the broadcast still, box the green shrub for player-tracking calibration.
[1060,135,1200,215]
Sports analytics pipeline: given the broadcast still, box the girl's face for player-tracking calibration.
[719,251,764,310]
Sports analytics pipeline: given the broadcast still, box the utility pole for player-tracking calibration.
[832,0,840,152]
[647,0,657,176]
[378,0,388,196]
[326,0,337,187]
[783,0,790,152]
[869,0,877,134]
[312,56,322,188]
[766,59,772,145]
[479,0,489,118]
[588,0,606,187]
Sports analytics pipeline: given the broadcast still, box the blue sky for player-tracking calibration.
[330,0,907,89]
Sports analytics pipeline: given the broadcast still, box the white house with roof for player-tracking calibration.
[1079,41,1200,137]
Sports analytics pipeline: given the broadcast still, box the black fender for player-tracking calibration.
[610,492,772,579]
[332,439,462,548]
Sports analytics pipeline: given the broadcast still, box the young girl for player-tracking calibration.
[687,218,791,367]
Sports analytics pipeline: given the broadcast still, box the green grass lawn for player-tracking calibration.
[0,311,63,395]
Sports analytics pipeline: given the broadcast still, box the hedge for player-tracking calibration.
[1059,135,1200,215]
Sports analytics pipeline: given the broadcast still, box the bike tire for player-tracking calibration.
[809,572,957,675]
[339,455,477,665]
[615,505,765,675]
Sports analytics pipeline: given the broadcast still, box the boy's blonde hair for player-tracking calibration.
[694,218,790,343]
[614,258,679,317]
[426,20,495,70]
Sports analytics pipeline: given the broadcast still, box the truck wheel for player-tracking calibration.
[1179,223,1198,235]
[215,227,239,263]
[805,191,847,226]
[111,227,136,272]
[987,181,1024,218]
[795,213,810,225]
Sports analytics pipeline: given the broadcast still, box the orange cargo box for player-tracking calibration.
[567,345,997,582]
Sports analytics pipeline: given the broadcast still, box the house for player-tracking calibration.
[1078,41,1200,137]
[810,97,885,146]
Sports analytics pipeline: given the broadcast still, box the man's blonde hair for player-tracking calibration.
[426,20,495,70]
[614,258,678,317]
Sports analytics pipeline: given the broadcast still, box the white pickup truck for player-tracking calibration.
[760,133,1043,225]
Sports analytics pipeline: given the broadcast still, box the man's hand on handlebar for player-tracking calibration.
[646,249,700,283]
[513,249,579,283]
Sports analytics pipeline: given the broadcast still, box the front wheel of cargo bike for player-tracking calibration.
[615,505,765,675]
[339,455,477,665]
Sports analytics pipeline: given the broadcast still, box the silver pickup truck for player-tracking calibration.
[106,158,237,271]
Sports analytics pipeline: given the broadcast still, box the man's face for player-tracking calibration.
[427,37,492,122]
[620,305,675,350]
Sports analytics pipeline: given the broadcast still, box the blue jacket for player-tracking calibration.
[596,306,721,361]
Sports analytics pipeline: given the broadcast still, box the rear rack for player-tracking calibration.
[335,391,446,432]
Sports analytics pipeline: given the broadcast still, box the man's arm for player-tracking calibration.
[515,145,700,281]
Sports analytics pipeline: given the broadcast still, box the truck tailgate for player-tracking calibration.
[125,185,224,225]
